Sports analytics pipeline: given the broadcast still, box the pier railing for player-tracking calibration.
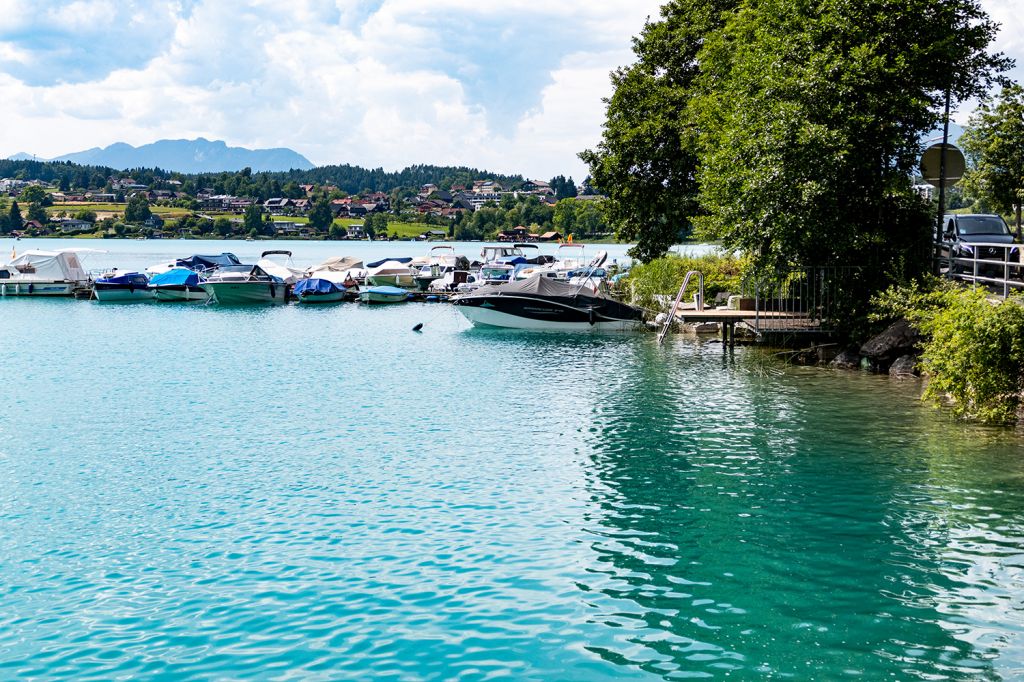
[741,266,868,333]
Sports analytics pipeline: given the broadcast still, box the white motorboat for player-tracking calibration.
[0,248,101,296]
[256,250,304,284]
[452,274,645,332]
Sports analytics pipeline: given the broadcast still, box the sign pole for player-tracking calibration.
[937,88,951,275]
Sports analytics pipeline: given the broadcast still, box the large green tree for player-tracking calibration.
[583,0,1008,271]
[960,83,1024,239]
[308,198,334,233]
[694,0,1007,279]
[124,195,152,223]
[580,0,737,261]
[242,203,264,234]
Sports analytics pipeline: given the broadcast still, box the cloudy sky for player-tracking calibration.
[0,0,1021,180]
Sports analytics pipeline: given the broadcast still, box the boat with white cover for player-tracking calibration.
[0,248,100,296]
[256,250,304,284]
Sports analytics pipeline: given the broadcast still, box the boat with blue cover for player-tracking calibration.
[359,285,409,304]
[149,267,209,302]
[293,277,348,303]
[93,271,153,302]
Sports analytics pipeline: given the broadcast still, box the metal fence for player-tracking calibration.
[939,243,1024,298]
[740,266,869,333]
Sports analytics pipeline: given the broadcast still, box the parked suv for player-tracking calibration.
[937,214,1019,277]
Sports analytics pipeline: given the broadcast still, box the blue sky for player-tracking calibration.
[0,0,1020,180]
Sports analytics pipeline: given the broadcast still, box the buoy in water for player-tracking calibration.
[412,323,424,332]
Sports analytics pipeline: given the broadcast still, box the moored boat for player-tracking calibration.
[256,250,304,284]
[0,248,99,296]
[200,265,287,304]
[452,275,644,331]
[149,267,209,302]
[365,259,416,288]
[293,277,348,303]
[359,285,410,304]
[93,272,154,302]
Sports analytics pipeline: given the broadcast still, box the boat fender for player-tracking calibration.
[269,283,277,299]
[588,308,596,326]
[27,283,33,295]
[128,283,134,293]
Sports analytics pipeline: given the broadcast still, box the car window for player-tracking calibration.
[957,216,1010,236]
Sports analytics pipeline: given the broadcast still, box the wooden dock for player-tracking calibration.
[671,307,821,347]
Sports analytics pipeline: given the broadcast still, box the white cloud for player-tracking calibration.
[0,0,1017,180]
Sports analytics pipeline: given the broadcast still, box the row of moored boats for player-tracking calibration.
[1,243,646,330]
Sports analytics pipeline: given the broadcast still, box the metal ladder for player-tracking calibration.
[657,270,704,344]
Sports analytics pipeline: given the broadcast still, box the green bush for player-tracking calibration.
[873,280,1024,424]
[621,251,745,311]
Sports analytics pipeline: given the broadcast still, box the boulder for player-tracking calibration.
[860,318,921,363]
[888,354,919,379]
[829,349,860,370]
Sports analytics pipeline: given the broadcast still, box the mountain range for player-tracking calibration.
[7,138,314,173]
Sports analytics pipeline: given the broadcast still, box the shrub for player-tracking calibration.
[873,280,1024,424]
[621,250,745,310]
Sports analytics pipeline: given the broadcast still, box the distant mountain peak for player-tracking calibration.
[46,138,314,173]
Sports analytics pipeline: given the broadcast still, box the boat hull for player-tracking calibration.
[359,290,409,304]
[297,291,348,303]
[93,285,154,302]
[0,281,79,296]
[367,274,415,288]
[453,294,643,332]
[152,286,209,302]
[201,281,286,304]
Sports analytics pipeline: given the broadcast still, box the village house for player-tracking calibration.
[263,197,294,214]
[56,218,93,233]
[472,180,503,194]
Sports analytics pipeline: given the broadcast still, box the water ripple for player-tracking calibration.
[1,301,1024,679]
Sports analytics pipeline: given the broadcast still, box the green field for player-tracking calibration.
[50,202,192,218]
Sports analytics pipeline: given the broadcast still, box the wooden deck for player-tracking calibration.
[672,308,808,323]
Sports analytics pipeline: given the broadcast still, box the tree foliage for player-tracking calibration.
[960,82,1024,238]
[581,0,733,262]
[583,0,1009,274]
[242,203,264,234]
[308,198,334,232]
[124,195,151,223]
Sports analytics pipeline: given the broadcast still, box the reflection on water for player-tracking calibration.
[0,299,1022,679]
[584,341,1024,678]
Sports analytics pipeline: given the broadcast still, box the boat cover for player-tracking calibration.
[96,272,149,286]
[309,256,363,272]
[467,274,609,301]
[367,260,415,276]
[3,250,89,282]
[149,268,200,287]
[367,285,407,295]
[495,256,528,265]
[294,278,345,295]
[175,253,242,270]
[366,257,412,268]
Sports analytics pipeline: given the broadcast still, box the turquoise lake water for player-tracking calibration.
[2,239,1024,679]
